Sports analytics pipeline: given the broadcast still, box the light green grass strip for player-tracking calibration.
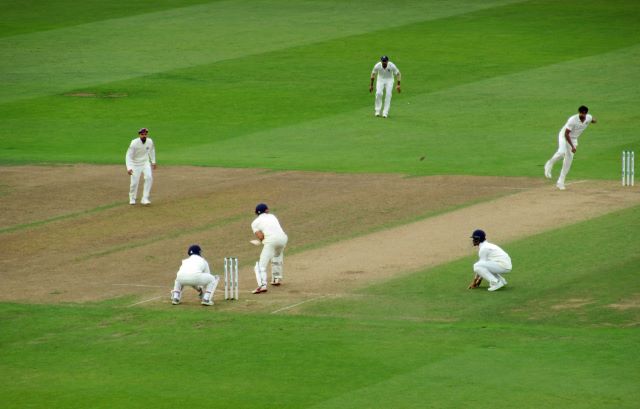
[0,0,524,103]
[173,43,640,177]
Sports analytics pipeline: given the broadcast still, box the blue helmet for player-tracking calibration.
[255,203,268,215]
[188,244,201,256]
[471,229,486,244]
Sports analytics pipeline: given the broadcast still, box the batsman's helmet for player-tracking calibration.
[188,244,202,256]
[471,229,486,244]
[380,55,389,62]
[138,127,149,134]
[255,203,268,215]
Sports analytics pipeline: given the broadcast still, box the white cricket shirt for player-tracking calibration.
[177,255,211,275]
[559,114,593,144]
[372,62,400,82]
[251,213,286,242]
[126,137,156,168]
[478,241,512,269]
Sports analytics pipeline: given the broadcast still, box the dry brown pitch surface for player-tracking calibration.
[1,165,638,312]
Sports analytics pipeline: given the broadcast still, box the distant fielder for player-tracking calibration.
[171,244,219,306]
[251,203,288,294]
[468,230,511,292]
[369,55,401,118]
[125,128,156,205]
[544,106,597,190]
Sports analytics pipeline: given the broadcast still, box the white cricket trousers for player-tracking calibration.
[546,135,576,186]
[173,273,219,302]
[375,79,394,116]
[473,260,511,286]
[255,233,288,287]
[129,163,153,202]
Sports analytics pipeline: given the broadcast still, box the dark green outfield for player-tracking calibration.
[1,205,638,409]
[1,0,638,177]
[1,1,639,407]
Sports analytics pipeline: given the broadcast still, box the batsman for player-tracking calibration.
[250,203,288,294]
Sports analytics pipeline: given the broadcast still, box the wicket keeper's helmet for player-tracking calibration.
[255,203,268,215]
[471,229,486,245]
[380,55,389,62]
[188,244,202,256]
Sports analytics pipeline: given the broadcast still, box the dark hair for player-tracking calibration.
[578,105,589,114]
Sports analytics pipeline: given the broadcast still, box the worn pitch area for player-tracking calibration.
[1,165,637,311]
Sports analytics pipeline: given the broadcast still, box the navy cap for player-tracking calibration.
[255,203,268,215]
[380,55,389,62]
[471,229,486,241]
[188,244,201,256]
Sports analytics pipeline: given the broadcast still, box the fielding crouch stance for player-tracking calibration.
[251,203,288,294]
[171,245,219,306]
[469,230,512,292]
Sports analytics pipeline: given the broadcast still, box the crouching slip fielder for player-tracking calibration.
[171,245,219,306]
[469,230,511,292]
[251,203,288,294]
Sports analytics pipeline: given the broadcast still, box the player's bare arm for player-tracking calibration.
[564,129,576,153]
[369,75,375,92]
[469,274,483,289]
[255,231,265,241]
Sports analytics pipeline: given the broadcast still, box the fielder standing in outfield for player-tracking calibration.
[125,128,156,205]
[171,245,219,306]
[468,230,511,292]
[369,55,401,118]
[544,106,597,190]
[251,203,288,294]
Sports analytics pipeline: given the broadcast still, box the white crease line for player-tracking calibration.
[271,295,328,314]
[567,180,588,185]
[127,295,163,307]
[112,284,166,288]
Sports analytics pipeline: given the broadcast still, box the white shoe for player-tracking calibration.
[172,298,180,305]
[544,162,552,179]
[556,183,566,190]
[375,112,381,117]
[129,199,136,205]
[488,281,505,292]
[201,299,214,306]
[271,278,282,286]
[252,286,268,294]
[382,114,388,118]
[497,275,508,286]
[141,199,151,205]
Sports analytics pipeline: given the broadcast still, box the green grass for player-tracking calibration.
[1,1,640,408]
[2,207,639,409]
[1,0,639,178]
